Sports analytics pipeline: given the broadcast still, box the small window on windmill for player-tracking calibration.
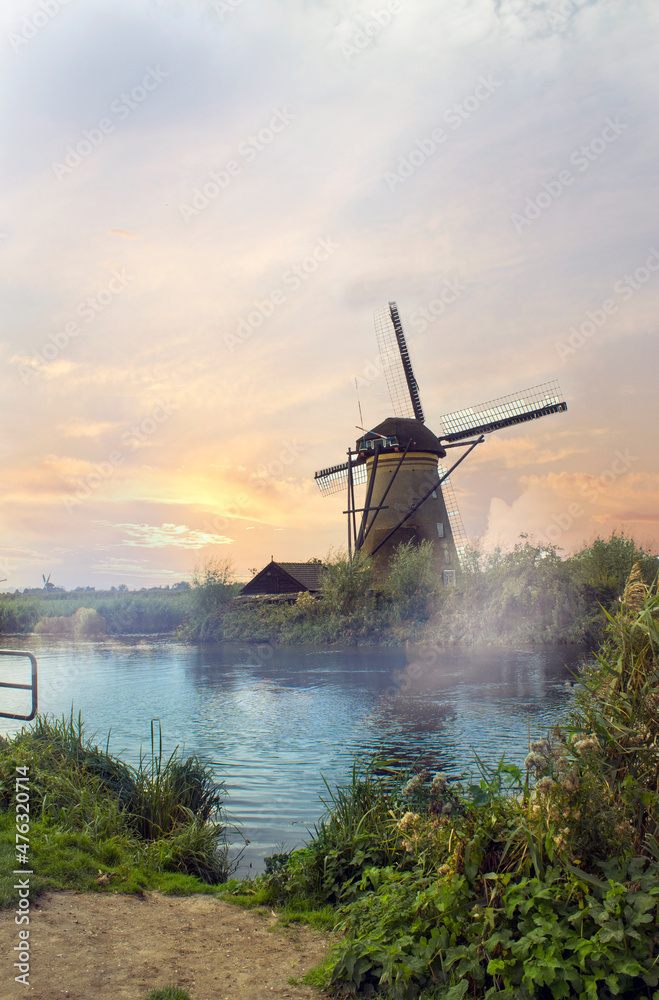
[436,522,444,537]
[432,490,437,498]
[443,569,456,586]
[444,547,451,563]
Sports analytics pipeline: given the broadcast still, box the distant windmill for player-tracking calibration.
[314,302,567,584]
[42,573,53,592]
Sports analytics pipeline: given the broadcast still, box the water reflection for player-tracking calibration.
[0,636,584,871]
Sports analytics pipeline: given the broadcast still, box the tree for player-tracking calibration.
[191,555,238,613]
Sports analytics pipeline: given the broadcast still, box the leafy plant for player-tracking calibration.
[249,571,659,998]
[320,548,374,614]
[384,539,441,620]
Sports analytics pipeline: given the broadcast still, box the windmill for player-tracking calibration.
[314,302,567,584]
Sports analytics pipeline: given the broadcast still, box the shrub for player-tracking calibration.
[320,549,373,614]
[385,539,441,620]
[191,555,239,614]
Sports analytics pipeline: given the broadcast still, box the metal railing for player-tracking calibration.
[0,650,38,721]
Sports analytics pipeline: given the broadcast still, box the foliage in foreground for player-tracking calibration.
[181,532,658,647]
[243,569,659,998]
[0,715,233,906]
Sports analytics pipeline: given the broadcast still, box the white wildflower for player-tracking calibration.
[431,773,448,793]
[397,811,420,830]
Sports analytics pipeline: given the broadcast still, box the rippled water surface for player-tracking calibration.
[0,637,584,871]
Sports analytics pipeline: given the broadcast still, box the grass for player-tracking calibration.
[0,713,234,907]
[144,988,192,1000]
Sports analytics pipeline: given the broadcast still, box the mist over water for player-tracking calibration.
[0,637,583,872]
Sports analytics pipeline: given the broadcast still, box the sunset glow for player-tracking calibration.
[1,0,657,590]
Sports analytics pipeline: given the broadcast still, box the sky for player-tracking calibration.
[1,0,658,591]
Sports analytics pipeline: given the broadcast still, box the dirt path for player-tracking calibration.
[1,891,329,1000]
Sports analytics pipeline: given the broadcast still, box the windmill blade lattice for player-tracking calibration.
[438,464,468,564]
[440,381,566,442]
[374,302,425,422]
[314,460,368,495]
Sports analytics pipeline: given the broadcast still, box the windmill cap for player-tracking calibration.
[357,417,446,457]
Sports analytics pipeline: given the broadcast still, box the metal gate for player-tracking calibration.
[0,650,38,721]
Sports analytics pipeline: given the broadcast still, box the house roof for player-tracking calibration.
[239,560,325,595]
[275,562,325,591]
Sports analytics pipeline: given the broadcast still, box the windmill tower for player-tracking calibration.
[314,302,567,584]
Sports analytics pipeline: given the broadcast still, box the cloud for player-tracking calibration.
[90,556,188,579]
[59,422,122,438]
[480,468,659,553]
[95,520,233,548]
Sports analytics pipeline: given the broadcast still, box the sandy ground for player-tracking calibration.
[1,890,329,1000]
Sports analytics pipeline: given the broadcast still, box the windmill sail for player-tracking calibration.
[314,302,567,584]
[440,381,566,442]
[314,460,368,495]
[438,464,468,564]
[373,302,425,422]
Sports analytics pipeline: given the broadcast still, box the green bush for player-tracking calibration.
[384,539,442,621]
[177,531,658,648]
[320,549,374,614]
[190,556,240,614]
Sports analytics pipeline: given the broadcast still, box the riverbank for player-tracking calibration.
[2,534,656,651]
[181,533,659,649]
[0,586,192,637]
[1,565,658,998]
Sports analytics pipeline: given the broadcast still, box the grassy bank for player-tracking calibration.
[182,532,658,648]
[0,715,234,906]
[234,567,659,998]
